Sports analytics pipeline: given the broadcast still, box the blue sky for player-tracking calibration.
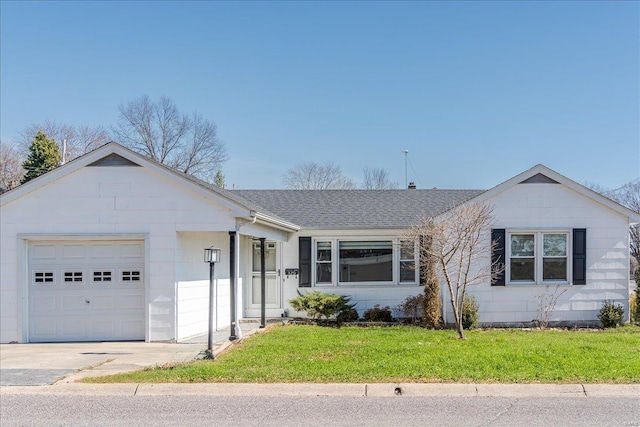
[1,1,638,190]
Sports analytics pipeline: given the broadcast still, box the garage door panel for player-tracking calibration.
[62,295,89,311]
[31,244,57,261]
[29,240,145,342]
[61,318,87,337]
[32,319,56,336]
[61,244,85,259]
[31,295,57,311]
[119,243,144,259]
[91,295,115,310]
[120,294,144,309]
[90,243,116,259]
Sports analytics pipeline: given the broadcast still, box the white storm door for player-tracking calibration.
[250,241,281,308]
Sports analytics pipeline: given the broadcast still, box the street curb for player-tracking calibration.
[1,383,638,397]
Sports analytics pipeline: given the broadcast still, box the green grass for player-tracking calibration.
[87,325,640,384]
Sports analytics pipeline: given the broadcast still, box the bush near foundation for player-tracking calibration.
[363,305,394,322]
[598,300,624,328]
[289,291,355,321]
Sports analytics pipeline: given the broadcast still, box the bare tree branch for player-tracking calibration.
[362,167,398,189]
[283,161,356,189]
[0,143,25,190]
[17,120,108,163]
[112,95,227,182]
[403,202,502,339]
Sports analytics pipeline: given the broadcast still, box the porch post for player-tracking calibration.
[229,231,237,340]
[260,237,266,328]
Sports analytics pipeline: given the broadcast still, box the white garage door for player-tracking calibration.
[28,240,145,342]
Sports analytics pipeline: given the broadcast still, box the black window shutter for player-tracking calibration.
[491,229,506,286]
[573,229,587,285]
[299,236,312,287]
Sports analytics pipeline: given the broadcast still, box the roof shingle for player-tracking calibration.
[231,189,485,229]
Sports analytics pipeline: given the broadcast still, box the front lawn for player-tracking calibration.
[87,325,640,384]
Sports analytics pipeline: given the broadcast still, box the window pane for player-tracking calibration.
[400,261,415,282]
[543,234,567,257]
[543,258,567,280]
[317,242,331,261]
[253,244,276,271]
[400,241,414,260]
[510,258,535,281]
[511,235,535,257]
[339,241,392,282]
[317,264,332,284]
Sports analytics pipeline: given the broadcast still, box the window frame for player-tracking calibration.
[506,230,571,285]
[311,237,418,287]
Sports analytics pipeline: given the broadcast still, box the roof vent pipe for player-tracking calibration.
[408,182,417,190]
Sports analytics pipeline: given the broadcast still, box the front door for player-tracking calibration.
[249,241,281,313]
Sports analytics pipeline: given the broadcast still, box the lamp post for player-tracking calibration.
[204,246,221,357]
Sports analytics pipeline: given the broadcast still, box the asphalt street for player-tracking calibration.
[2,395,639,427]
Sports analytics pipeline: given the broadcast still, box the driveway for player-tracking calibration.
[0,341,206,386]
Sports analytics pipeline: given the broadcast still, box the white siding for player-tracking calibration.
[279,229,423,317]
[1,165,237,343]
[464,183,631,326]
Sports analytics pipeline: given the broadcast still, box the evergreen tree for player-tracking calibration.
[21,131,62,184]
[214,170,225,189]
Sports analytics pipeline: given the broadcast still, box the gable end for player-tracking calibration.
[87,153,141,167]
[519,173,559,184]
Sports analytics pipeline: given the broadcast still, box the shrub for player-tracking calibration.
[395,294,424,323]
[598,300,624,328]
[289,291,354,320]
[421,243,442,328]
[461,295,479,330]
[336,308,360,323]
[363,305,394,322]
[631,292,638,325]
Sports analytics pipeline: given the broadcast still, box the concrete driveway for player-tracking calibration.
[0,341,207,386]
[0,322,265,386]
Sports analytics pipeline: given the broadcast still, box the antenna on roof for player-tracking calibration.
[402,150,409,189]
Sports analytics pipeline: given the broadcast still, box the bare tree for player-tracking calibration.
[283,161,356,189]
[362,167,398,189]
[0,143,25,190]
[112,95,227,182]
[588,179,640,269]
[403,202,502,339]
[18,120,108,163]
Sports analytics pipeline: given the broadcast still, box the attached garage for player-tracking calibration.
[28,240,145,342]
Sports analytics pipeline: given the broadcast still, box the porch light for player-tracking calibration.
[203,246,221,358]
[204,247,221,264]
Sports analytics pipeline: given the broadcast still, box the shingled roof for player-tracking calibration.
[232,189,485,230]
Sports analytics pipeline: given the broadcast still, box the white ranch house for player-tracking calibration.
[1,143,638,343]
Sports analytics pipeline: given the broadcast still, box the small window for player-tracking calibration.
[316,241,332,284]
[34,272,54,283]
[122,270,141,282]
[93,271,112,282]
[64,271,83,282]
[510,234,535,282]
[399,240,416,283]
